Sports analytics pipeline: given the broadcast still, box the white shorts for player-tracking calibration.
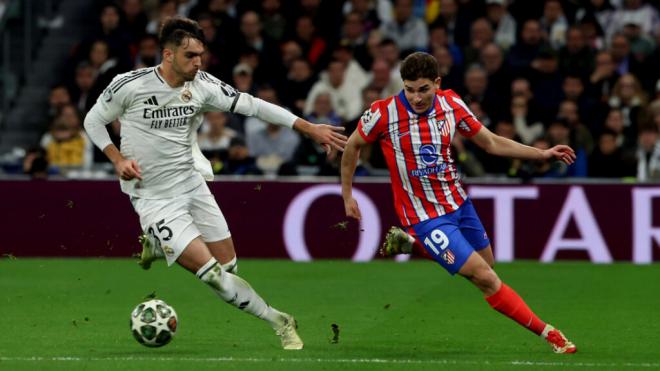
[130,183,231,266]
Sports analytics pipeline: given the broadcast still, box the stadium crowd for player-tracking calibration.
[28,0,660,181]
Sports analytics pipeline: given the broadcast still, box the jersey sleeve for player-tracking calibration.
[83,73,133,150]
[446,90,483,138]
[356,102,386,143]
[90,74,132,123]
[198,71,241,113]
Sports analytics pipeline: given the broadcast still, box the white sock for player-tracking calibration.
[196,258,283,328]
[221,256,238,274]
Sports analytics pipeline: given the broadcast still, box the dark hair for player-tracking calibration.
[159,16,205,49]
[400,52,439,81]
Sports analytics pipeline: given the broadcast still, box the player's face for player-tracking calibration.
[170,37,205,81]
[403,78,440,113]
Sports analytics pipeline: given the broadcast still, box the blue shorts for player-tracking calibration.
[411,199,490,275]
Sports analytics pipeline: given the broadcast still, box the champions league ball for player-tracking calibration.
[130,299,178,347]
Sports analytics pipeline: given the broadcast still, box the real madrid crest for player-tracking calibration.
[181,89,192,102]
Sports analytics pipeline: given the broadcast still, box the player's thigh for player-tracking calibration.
[189,183,232,245]
[411,217,475,275]
[131,196,202,266]
[176,237,214,273]
[476,245,494,267]
[457,199,491,252]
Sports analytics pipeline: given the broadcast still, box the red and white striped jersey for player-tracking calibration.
[357,89,483,227]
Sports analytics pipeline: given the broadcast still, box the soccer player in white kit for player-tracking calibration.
[83,17,347,350]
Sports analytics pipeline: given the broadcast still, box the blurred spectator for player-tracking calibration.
[575,0,615,41]
[511,95,544,145]
[601,108,633,150]
[528,47,563,122]
[329,44,369,93]
[609,33,647,81]
[476,120,519,175]
[558,26,595,80]
[221,137,262,175]
[368,58,402,98]
[437,0,474,47]
[48,85,71,120]
[463,18,494,67]
[232,62,256,95]
[609,73,648,141]
[562,75,600,130]
[146,0,178,35]
[433,45,463,91]
[94,3,132,68]
[281,58,315,116]
[610,0,660,38]
[305,59,363,121]
[540,0,568,49]
[69,62,97,114]
[260,0,287,42]
[545,118,588,177]
[134,34,161,68]
[199,111,238,153]
[484,0,516,50]
[636,124,660,181]
[342,0,386,34]
[428,21,463,66]
[237,11,280,77]
[377,39,404,92]
[23,147,49,180]
[461,64,494,116]
[294,15,329,70]
[578,13,607,50]
[40,107,93,172]
[558,99,595,156]
[588,129,637,177]
[121,0,149,44]
[88,40,121,91]
[341,11,372,69]
[248,123,300,174]
[588,50,620,104]
[517,137,566,178]
[305,92,342,126]
[507,19,546,73]
[379,0,429,54]
[479,42,512,118]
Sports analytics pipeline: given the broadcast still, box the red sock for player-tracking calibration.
[485,283,546,335]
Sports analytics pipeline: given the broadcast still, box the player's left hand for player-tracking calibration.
[344,197,362,220]
[543,145,576,165]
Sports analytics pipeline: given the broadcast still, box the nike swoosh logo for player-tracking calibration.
[398,131,410,138]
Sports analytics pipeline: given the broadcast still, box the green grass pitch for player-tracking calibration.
[1,259,659,370]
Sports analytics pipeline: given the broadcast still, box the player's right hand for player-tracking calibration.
[344,197,362,220]
[115,159,143,180]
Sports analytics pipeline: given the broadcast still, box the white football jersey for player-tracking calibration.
[86,67,248,199]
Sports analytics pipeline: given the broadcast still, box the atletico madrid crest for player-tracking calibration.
[442,249,455,264]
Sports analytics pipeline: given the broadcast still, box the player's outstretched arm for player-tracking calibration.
[341,132,368,220]
[469,125,576,165]
[292,118,347,154]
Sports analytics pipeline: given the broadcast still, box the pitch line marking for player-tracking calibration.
[0,356,659,368]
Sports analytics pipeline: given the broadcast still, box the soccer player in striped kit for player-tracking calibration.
[341,52,577,353]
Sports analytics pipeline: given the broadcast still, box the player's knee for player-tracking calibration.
[196,257,223,291]
[470,267,499,293]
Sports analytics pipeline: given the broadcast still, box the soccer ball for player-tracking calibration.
[130,299,178,347]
